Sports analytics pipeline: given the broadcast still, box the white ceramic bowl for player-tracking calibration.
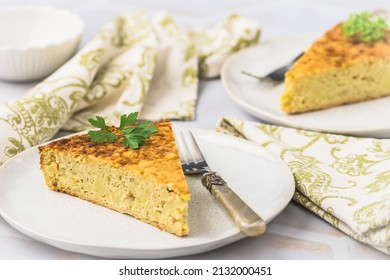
[0,5,84,81]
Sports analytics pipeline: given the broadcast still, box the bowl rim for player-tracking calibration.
[0,5,84,52]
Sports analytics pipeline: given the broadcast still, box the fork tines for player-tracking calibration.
[178,130,210,175]
[179,131,205,165]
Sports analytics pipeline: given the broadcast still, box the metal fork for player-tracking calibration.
[178,130,266,237]
[242,52,303,83]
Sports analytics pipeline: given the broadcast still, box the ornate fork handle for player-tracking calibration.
[202,172,266,237]
[179,130,267,237]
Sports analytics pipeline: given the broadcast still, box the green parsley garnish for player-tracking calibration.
[342,12,388,43]
[87,112,158,149]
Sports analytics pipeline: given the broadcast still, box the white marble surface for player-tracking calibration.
[0,0,389,260]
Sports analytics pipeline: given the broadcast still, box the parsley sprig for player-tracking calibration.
[87,112,158,149]
[342,12,388,43]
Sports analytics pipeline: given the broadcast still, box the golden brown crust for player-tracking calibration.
[39,121,189,199]
[286,24,390,81]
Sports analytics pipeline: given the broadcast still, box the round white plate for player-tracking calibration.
[221,34,390,138]
[0,125,295,259]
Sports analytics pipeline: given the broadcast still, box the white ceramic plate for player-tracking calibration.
[221,34,390,138]
[0,125,295,259]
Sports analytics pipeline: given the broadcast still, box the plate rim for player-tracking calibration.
[221,34,390,137]
[0,124,295,258]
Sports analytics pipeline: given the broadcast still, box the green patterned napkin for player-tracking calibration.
[217,117,390,255]
[0,12,260,165]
